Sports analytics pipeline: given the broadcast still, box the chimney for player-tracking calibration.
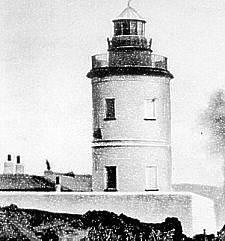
[15,156,24,175]
[8,155,11,161]
[16,156,20,164]
[55,176,61,192]
[3,154,14,174]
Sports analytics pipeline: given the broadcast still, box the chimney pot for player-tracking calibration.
[16,156,20,164]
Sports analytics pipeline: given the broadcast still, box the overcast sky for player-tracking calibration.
[0,0,225,186]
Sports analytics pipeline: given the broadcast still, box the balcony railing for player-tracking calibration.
[92,54,108,68]
[92,53,168,70]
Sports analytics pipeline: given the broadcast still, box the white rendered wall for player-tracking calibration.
[92,75,172,191]
[0,192,216,237]
[15,164,24,175]
[3,162,14,174]
[93,146,171,191]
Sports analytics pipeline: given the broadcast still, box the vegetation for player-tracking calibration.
[0,204,224,240]
[201,90,225,155]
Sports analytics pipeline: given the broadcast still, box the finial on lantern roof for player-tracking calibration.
[115,0,145,22]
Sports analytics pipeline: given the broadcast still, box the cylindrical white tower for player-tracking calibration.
[87,4,173,192]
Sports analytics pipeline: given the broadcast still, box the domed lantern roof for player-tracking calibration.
[113,3,146,23]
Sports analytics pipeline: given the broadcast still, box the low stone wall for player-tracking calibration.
[0,174,55,191]
[0,192,216,237]
[44,172,92,191]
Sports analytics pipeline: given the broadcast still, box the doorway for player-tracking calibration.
[105,166,117,191]
[145,166,158,191]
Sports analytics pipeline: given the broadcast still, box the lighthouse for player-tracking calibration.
[87,3,173,192]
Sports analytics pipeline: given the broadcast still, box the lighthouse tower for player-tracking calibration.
[87,3,173,192]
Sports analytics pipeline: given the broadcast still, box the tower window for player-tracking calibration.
[137,21,144,35]
[105,166,117,191]
[122,20,130,35]
[114,21,122,35]
[145,166,158,191]
[130,21,137,35]
[144,98,156,120]
[113,20,144,36]
[105,98,116,120]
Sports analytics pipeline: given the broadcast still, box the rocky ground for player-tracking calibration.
[0,204,224,240]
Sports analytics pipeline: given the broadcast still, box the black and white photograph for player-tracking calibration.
[0,0,225,240]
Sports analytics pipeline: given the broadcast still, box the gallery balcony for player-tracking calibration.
[91,53,168,70]
[87,52,173,79]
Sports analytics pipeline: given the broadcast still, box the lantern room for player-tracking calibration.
[109,3,149,50]
[113,3,146,37]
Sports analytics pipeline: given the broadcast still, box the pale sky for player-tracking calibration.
[0,0,225,186]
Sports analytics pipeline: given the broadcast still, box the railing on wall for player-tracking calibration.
[92,53,167,70]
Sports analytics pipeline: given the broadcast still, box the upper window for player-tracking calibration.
[144,98,156,120]
[105,98,116,120]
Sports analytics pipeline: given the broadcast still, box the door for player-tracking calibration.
[105,166,117,191]
[145,166,158,190]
